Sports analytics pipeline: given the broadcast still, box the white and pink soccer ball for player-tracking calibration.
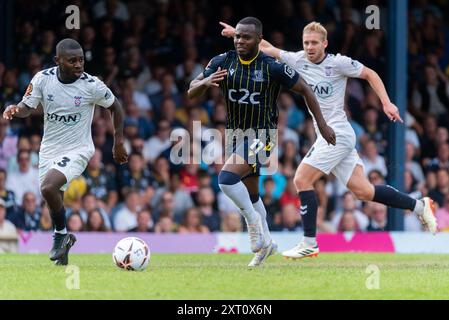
[112,237,150,271]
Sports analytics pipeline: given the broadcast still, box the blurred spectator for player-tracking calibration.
[317,206,336,233]
[124,103,154,140]
[178,207,210,233]
[426,143,449,171]
[152,173,194,219]
[8,192,41,231]
[361,107,386,154]
[366,202,388,231]
[118,152,155,204]
[0,199,18,253]
[18,53,42,93]
[29,133,41,169]
[143,119,172,164]
[180,161,200,194]
[0,169,17,217]
[279,177,300,210]
[39,203,52,231]
[154,190,177,222]
[331,192,368,231]
[361,139,388,178]
[419,115,438,161]
[412,64,449,122]
[405,142,425,183]
[367,169,386,186]
[113,190,141,231]
[6,150,40,206]
[83,148,118,212]
[1,69,22,107]
[279,140,300,178]
[154,214,177,233]
[93,0,130,22]
[0,118,18,170]
[273,203,302,232]
[196,187,220,232]
[128,209,154,232]
[150,156,171,188]
[260,177,281,229]
[38,30,56,68]
[220,212,243,232]
[67,212,85,232]
[79,193,112,230]
[122,76,152,114]
[436,194,449,232]
[337,210,360,232]
[7,136,33,173]
[85,208,110,232]
[428,168,449,207]
[278,92,305,131]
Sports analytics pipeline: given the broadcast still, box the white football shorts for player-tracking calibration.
[39,151,91,191]
[301,123,364,186]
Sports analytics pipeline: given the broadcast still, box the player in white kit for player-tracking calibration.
[220,21,438,259]
[3,39,128,265]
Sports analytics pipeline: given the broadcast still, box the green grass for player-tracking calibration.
[1,253,449,299]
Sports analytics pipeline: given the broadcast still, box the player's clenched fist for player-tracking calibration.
[3,105,20,120]
[113,142,128,165]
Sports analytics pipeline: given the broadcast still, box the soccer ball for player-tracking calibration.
[112,237,150,271]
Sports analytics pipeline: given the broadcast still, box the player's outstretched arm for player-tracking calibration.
[291,77,336,145]
[3,102,33,119]
[108,98,128,165]
[358,67,403,123]
[188,67,227,99]
[219,22,281,60]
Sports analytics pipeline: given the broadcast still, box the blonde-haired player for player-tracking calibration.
[220,21,437,259]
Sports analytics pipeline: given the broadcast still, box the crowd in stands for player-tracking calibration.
[1,0,449,247]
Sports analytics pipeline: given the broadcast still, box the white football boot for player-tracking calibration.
[246,216,265,253]
[282,241,319,260]
[419,197,438,235]
[248,241,278,267]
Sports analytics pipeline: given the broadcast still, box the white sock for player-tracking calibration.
[253,198,272,244]
[413,199,424,215]
[55,228,67,235]
[303,236,317,247]
[219,181,259,224]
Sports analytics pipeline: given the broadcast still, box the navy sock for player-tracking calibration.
[298,190,318,237]
[250,194,259,204]
[372,185,416,211]
[50,207,67,232]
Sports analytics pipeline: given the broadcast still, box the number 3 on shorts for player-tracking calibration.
[57,156,71,167]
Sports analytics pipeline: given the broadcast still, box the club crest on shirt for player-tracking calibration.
[25,83,33,96]
[252,70,264,82]
[74,96,82,107]
[325,66,332,76]
[229,68,235,76]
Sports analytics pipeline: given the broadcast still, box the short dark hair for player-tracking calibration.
[237,16,262,35]
[56,38,82,56]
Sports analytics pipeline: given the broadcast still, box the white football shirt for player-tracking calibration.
[279,50,364,132]
[21,67,115,159]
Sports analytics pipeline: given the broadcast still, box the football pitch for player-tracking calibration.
[1,253,448,300]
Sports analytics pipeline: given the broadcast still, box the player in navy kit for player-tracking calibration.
[189,17,335,266]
